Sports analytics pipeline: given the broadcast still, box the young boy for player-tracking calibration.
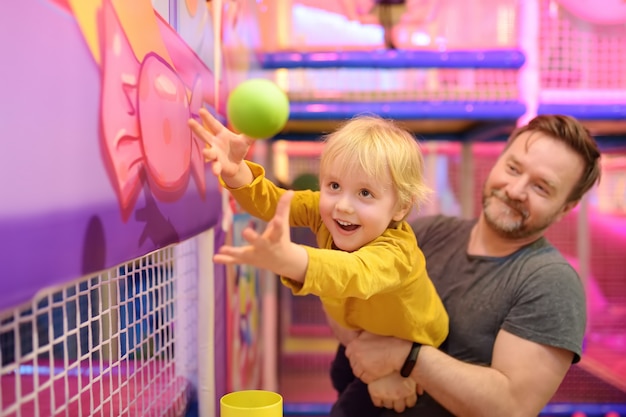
[188,109,448,416]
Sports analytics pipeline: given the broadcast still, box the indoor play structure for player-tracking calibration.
[0,0,625,416]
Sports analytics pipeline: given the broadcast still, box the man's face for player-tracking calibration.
[482,131,585,239]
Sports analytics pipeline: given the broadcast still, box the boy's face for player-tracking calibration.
[319,159,407,252]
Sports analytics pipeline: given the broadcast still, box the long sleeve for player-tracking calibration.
[223,161,325,232]
[282,226,416,299]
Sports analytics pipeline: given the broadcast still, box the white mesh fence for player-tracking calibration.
[0,237,200,417]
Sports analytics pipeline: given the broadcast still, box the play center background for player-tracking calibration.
[1,0,626,416]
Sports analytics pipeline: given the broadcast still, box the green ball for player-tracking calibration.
[227,78,290,139]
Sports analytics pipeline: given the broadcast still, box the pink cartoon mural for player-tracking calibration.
[97,1,207,219]
[72,0,224,219]
[0,0,228,312]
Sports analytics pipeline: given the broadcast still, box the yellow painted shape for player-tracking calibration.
[111,0,173,67]
[68,0,102,64]
[69,0,174,67]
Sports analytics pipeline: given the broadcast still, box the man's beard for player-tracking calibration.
[482,189,553,239]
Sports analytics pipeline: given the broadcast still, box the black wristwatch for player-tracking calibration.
[400,342,422,377]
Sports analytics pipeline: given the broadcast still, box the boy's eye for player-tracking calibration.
[330,182,340,190]
[360,189,372,198]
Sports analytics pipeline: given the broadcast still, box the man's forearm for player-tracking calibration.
[347,331,570,416]
[411,346,515,417]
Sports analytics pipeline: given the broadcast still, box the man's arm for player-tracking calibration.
[346,329,573,417]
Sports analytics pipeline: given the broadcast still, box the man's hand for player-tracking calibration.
[346,331,412,384]
[213,190,308,282]
[368,373,418,413]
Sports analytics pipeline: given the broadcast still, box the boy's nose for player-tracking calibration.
[335,196,354,213]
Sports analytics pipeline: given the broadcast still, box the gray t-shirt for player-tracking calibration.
[382,215,586,417]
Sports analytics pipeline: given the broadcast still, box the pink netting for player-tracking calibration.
[540,0,626,98]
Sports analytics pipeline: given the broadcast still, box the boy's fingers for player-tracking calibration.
[198,108,227,135]
[241,227,260,244]
[276,191,294,224]
[275,191,294,220]
[188,118,213,146]
[265,191,294,242]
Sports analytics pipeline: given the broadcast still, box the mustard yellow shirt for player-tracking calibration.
[226,161,449,346]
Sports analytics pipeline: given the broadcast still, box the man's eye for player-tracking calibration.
[534,184,549,195]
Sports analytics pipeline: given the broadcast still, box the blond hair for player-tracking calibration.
[319,114,430,220]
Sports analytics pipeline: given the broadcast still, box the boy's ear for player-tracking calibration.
[392,200,413,222]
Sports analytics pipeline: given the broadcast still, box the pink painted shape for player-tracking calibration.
[138,54,192,192]
[155,12,226,113]
[99,0,209,216]
[99,0,144,219]
[188,77,207,197]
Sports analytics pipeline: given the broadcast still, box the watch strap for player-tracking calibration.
[400,342,421,378]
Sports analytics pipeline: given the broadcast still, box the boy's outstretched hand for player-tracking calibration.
[214,190,308,283]
[188,108,253,179]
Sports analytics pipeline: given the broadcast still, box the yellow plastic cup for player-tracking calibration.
[220,390,283,417]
